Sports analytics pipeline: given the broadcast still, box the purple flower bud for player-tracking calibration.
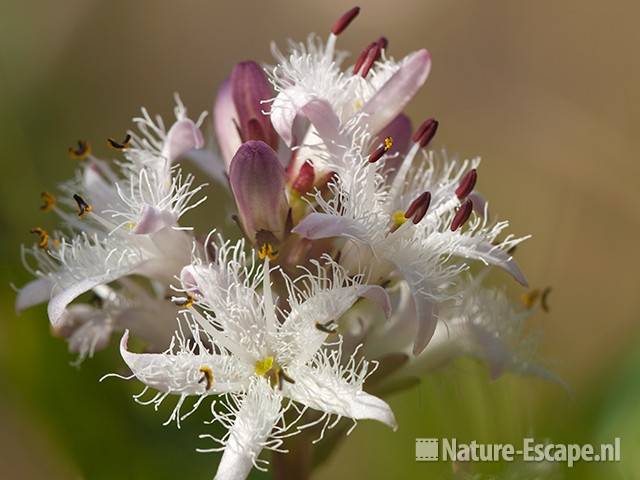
[230,61,279,149]
[229,141,289,243]
[375,114,412,179]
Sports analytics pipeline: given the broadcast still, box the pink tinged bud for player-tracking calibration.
[331,6,360,35]
[162,119,204,163]
[292,161,315,194]
[213,78,242,170]
[230,61,278,150]
[455,168,478,199]
[404,191,431,224]
[412,117,439,148]
[451,199,473,231]
[229,141,289,243]
[360,49,431,135]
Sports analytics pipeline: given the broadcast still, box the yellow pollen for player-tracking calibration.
[40,191,56,212]
[30,227,49,249]
[198,366,214,390]
[257,243,278,261]
[255,356,274,377]
[391,210,407,227]
[173,295,194,308]
[354,98,363,110]
[383,136,393,152]
[68,140,91,160]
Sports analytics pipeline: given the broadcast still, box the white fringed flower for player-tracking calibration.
[294,145,529,354]
[17,96,205,331]
[116,235,396,479]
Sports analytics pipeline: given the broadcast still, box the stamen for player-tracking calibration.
[404,191,431,224]
[257,243,278,261]
[523,288,552,311]
[107,134,132,151]
[331,6,360,35]
[30,227,49,249]
[360,42,382,77]
[255,356,274,377]
[68,140,91,160]
[279,369,295,384]
[541,287,552,312]
[377,36,388,50]
[198,367,214,391]
[315,320,337,334]
[450,199,473,231]
[412,118,439,148]
[73,194,93,217]
[40,191,56,212]
[368,136,393,163]
[172,294,195,308]
[277,368,295,391]
[455,168,478,199]
[353,42,376,74]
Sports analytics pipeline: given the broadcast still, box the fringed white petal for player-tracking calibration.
[214,379,283,480]
[120,331,249,395]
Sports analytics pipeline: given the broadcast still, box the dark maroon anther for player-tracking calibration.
[405,191,431,224]
[353,42,375,74]
[292,161,315,194]
[377,36,388,50]
[368,144,386,163]
[331,6,360,35]
[451,199,473,231]
[412,118,439,148]
[455,168,477,199]
[360,43,382,77]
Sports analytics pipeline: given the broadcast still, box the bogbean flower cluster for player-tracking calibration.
[16,6,555,479]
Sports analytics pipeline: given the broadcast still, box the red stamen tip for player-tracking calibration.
[455,168,477,199]
[377,36,388,50]
[451,199,473,231]
[412,118,439,148]
[332,6,360,35]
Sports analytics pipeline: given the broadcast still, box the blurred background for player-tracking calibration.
[1,0,638,478]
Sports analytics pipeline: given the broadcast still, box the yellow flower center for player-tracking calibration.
[391,210,407,228]
[254,356,274,377]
